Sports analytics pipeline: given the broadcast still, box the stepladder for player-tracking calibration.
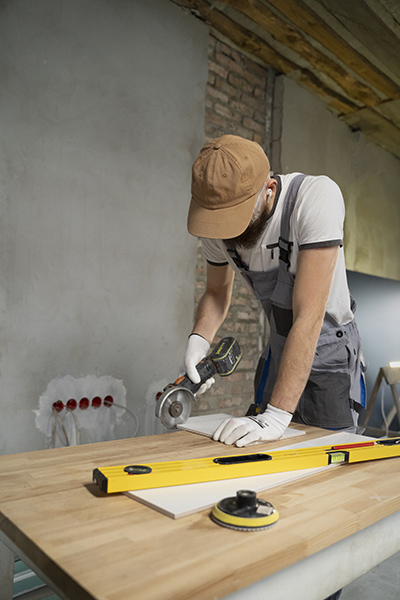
[362,364,400,436]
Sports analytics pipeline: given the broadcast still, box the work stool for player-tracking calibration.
[362,364,400,436]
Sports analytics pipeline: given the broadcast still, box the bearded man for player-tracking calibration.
[181,134,365,448]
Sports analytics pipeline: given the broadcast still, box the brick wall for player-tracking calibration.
[191,34,273,417]
[205,35,270,145]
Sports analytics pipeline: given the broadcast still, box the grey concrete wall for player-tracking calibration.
[0,0,208,454]
[277,76,400,281]
[347,271,400,430]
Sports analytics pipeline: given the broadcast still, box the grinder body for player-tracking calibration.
[156,337,242,428]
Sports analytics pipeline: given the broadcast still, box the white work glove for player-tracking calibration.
[212,405,292,447]
[179,334,215,396]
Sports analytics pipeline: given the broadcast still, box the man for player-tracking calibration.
[181,134,365,448]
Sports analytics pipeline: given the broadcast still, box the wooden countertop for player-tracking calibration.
[1,426,400,600]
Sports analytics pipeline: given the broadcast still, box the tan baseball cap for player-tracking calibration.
[188,135,270,239]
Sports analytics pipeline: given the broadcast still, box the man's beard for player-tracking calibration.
[224,206,270,250]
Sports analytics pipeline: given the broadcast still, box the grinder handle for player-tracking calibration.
[173,357,217,394]
[170,337,241,393]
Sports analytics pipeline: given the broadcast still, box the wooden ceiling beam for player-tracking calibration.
[170,0,359,115]
[365,0,400,36]
[266,0,400,99]
[372,0,400,28]
[375,98,400,129]
[218,0,383,108]
[170,0,297,72]
[170,0,400,160]
[315,0,400,81]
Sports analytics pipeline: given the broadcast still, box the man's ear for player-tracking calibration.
[266,178,277,196]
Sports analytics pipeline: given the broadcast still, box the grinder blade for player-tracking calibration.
[155,386,194,429]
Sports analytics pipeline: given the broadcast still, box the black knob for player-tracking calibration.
[236,490,257,510]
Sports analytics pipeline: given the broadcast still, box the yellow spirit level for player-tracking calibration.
[92,437,400,494]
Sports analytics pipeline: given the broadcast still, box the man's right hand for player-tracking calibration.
[179,334,215,395]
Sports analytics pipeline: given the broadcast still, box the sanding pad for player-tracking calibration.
[211,490,279,531]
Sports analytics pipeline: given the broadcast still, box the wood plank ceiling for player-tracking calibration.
[170,0,400,161]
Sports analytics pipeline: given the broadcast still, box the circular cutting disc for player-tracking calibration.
[211,490,279,531]
[155,386,193,428]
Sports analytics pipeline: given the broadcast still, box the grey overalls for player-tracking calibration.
[225,174,366,429]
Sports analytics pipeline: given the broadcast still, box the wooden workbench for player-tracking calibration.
[1,426,400,600]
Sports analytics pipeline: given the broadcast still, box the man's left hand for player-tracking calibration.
[212,405,293,447]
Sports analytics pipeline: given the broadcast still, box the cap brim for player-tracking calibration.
[187,191,259,240]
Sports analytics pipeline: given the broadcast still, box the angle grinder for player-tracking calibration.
[155,336,242,429]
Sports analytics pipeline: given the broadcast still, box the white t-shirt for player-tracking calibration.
[201,173,354,325]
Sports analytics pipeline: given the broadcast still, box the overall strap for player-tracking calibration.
[223,174,307,271]
[278,174,307,270]
[224,244,246,271]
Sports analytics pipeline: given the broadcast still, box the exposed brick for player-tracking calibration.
[233,322,246,333]
[214,102,240,121]
[205,126,224,140]
[243,69,267,89]
[214,51,231,68]
[230,295,248,306]
[197,400,211,412]
[206,83,230,104]
[208,60,228,80]
[237,311,255,321]
[215,51,243,75]
[228,372,244,382]
[208,35,217,53]
[239,360,255,370]
[254,86,266,99]
[245,59,269,80]
[235,124,256,139]
[218,41,242,63]
[253,109,266,125]
[230,99,254,118]
[214,77,242,100]
[243,117,265,135]
[227,72,253,94]
[207,72,216,86]
[240,92,262,109]
[205,110,228,128]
